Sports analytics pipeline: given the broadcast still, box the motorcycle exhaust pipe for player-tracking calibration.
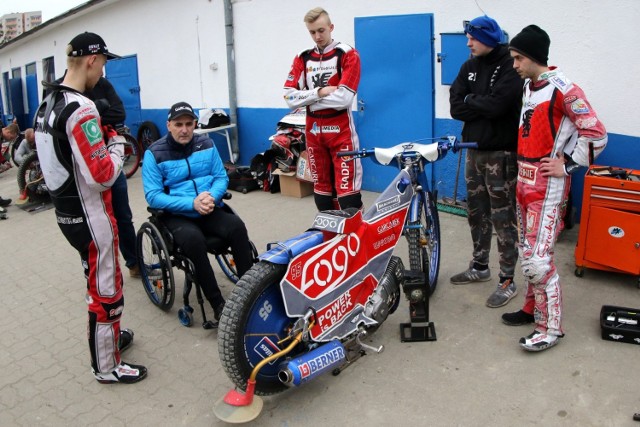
[278,340,346,387]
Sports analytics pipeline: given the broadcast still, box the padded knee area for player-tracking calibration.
[521,257,551,285]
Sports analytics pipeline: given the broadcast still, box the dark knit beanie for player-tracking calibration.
[509,25,550,65]
[464,15,503,48]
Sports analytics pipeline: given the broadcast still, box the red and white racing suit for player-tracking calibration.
[283,40,363,210]
[516,68,607,336]
[34,85,125,374]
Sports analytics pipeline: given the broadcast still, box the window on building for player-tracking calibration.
[11,67,21,79]
[2,72,10,119]
[26,62,36,76]
[42,56,55,83]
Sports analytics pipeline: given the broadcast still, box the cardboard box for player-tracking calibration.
[273,169,314,198]
[296,150,314,183]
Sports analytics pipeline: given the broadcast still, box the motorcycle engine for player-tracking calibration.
[364,256,404,324]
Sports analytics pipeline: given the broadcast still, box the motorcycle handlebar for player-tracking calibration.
[456,142,478,150]
[337,137,478,160]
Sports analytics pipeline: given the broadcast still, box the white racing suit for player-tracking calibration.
[34,84,125,374]
[517,68,607,336]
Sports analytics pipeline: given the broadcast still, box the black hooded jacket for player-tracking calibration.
[449,44,522,151]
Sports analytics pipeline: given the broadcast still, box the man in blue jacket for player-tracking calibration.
[142,102,253,320]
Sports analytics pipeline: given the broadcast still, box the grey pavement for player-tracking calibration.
[0,165,639,427]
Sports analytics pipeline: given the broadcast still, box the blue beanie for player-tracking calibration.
[464,16,503,48]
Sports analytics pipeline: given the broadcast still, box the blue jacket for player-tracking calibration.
[142,133,228,218]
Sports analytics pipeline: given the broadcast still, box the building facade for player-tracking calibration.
[0,11,42,44]
[0,0,637,209]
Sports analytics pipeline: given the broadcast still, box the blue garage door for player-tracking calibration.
[105,55,142,137]
[355,14,435,192]
[25,74,39,128]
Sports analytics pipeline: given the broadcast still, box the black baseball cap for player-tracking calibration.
[167,102,198,121]
[66,32,120,59]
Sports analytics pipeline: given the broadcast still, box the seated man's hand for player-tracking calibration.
[194,191,216,215]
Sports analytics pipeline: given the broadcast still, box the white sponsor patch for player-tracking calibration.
[518,163,537,185]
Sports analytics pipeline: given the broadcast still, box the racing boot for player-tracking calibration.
[93,362,148,384]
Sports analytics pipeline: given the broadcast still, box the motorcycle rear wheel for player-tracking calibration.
[17,151,46,197]
[218,261,300,396]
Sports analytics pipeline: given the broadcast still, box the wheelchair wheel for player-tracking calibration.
[215,240,259,283]
[136,221,175,310]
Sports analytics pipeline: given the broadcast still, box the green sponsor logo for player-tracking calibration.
[81,118,103,146]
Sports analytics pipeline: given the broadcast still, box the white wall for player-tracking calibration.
[1,0,638,135]
[232,0,639,136]
[0,0,229,109]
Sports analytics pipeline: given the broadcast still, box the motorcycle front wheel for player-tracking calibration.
[407,191,441,295]
[218,261,301,396]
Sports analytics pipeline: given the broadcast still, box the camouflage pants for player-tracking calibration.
[464,149,518,278]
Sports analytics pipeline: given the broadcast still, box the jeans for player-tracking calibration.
[111,172,137,268]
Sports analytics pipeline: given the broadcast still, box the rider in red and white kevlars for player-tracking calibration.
[283,7,363,212]
[34,32,147,383]
[503,25,607,352]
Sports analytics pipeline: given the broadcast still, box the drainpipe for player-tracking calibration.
[223,0,239,163]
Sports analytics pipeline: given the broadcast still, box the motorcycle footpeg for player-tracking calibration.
[356,331,384,354]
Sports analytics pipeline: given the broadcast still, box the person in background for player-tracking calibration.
[503,25,607,351]
[142,102,254,322]
[14,128,36,166]
[283,7,363,211]
[449,15,521,308]
[1,123,20,172]
[34,31,147,383]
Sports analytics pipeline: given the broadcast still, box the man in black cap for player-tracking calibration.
[449,16,521,309]
[34,32,147,383]
[503,25,608,352]
[142,102,254,322]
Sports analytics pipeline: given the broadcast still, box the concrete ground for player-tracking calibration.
[1,164,639,427]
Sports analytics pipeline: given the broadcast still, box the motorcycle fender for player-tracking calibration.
[259,230,324,264]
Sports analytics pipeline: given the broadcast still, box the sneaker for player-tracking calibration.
[118,329,134,353]
[519,330,564,352]
[450,263,491,285]
[0,196,11,207]
[486,278,517,308]
[93,361,148,384]
[213,300,226,321]
[502,309,535,326]
[128,265,141,278]
[449,261,491,285]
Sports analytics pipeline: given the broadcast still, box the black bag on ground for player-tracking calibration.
[224,162,260,194]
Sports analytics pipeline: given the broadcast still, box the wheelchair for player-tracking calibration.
[135,193,258,329]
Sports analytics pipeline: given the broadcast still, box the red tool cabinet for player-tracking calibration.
[574,165,640,287]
